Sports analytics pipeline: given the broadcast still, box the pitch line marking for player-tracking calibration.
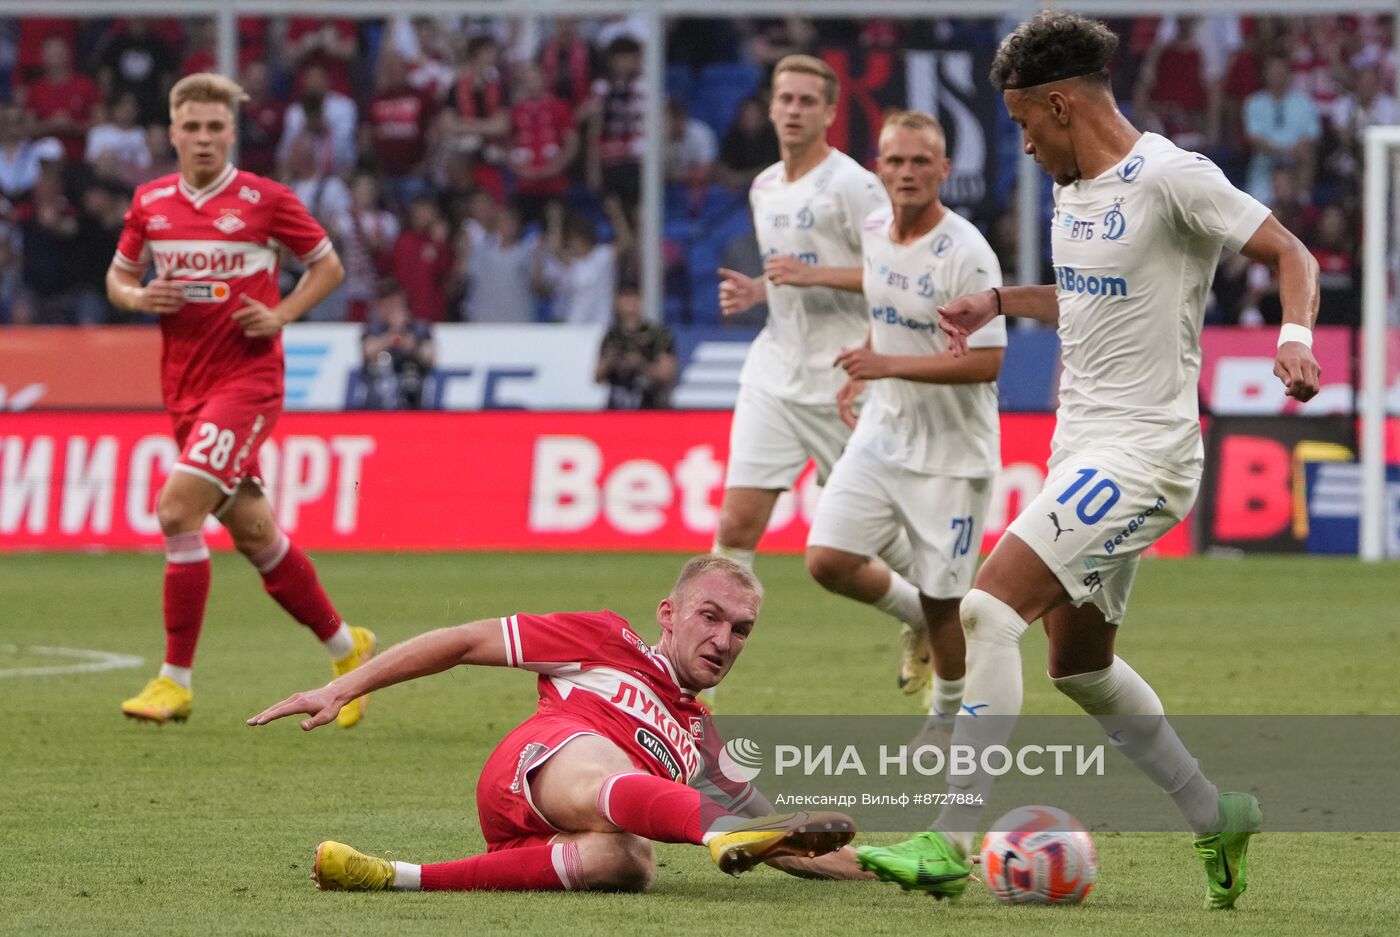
[0,644,144,679]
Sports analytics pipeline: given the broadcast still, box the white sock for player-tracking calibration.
[1052,657,1221,835]
[159,663,192,689]
[929,675,965,720]
[390,862,420,890]
[711,543,755,571]
[323,622,354,659]
[933,589,1029,851]
[874,572,924,627]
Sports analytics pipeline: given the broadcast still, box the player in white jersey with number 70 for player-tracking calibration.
[806,110,1007,732]
[715,56,934,702]
[856,12,1321,911]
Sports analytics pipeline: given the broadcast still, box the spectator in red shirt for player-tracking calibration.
[507,62,577,228]
[438,35,510,197]
[12,17,78,87]
[20,36,103,163]
[364,50,438,210]
[1133,17,1214,150]
[388,196,456,322]
[238,61,285,178]
[285,18,357,98]
[539,18,595,108]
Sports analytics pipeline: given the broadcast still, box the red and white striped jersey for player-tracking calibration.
[113,164,333,413]
[502,610,758,812]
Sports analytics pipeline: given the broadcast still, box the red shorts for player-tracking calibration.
[476,714,616,852]
[170,388,281,496]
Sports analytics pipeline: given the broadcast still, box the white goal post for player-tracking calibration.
[1360,124,1400,561]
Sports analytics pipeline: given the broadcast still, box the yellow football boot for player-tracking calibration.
[708,811,856,876]
[120,676,192,725]
[312,841,394,891]
[332,626,376,728]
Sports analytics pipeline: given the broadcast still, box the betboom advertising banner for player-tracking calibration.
[0,411,1192,555]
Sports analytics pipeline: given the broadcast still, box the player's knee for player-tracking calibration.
[960,588,1029,646]
[583,835,655,893]
[155,487,207,535]
[804,547,858,591]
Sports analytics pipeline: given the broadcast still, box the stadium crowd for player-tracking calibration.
[0,13,1390,336]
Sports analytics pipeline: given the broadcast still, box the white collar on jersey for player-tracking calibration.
[650,651,699,699]
[178,162,238,209]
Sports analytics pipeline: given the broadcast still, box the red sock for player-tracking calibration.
[421,842,583,891]
[597,772,736,845]
[250,532,341,641]
[162,532,211,668]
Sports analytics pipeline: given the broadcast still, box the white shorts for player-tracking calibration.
[1006,447,1200,625]
[807,446,993,599]
[724,384,851,490]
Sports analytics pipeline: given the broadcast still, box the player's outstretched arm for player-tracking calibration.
[762,255,864,293]
[835,346,1002,385]
[717,267,766,316]
[939,285,1057,355]
[1239,215,1322,402]
[246,618,508,731]
[106,265,183,315]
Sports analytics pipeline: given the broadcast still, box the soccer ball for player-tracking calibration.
[980,805,1098,905]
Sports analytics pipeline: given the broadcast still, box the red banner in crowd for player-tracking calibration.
[0,411,1190,556]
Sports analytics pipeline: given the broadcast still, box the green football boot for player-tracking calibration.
[856,830,972,900]
[1192,792,1262,910]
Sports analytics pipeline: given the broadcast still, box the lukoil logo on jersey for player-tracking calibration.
[150,240,277,278]
[1055,266,1130,298]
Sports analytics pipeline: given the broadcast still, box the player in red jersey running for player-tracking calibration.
[248,556,870,892]
[107,73,374,728]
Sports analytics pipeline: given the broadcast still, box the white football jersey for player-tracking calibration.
[851,206,1006,477]
[740,149,889,404]
[1049,132,1270,471]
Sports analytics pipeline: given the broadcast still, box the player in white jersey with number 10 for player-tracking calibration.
[806,110,1006,731]
[715,55,934,701]
[856,12,1321,911]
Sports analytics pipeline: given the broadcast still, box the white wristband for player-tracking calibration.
[1278,323,1313,348]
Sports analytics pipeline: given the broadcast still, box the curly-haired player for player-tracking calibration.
[856,12,1320,910]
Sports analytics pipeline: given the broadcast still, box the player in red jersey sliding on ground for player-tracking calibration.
[107,73,374,727]
[249,556,869,892]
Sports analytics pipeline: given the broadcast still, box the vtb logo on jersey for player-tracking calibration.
[1101,200,1127,241]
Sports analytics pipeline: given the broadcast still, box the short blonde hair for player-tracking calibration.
[671,555,764,605]
[773,54,839,105]
[881,109,946,146]
[169,73,248,118]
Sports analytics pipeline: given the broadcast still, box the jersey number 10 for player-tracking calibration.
[1055,468,1121,525]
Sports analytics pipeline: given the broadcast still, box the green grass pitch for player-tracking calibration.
[3,551,1397,936]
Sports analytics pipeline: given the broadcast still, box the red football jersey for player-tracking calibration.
[501,610,757,810]
[113,164,332,413]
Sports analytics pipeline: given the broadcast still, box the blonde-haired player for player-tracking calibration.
[715,56,932,701]
[806,110,1006,732]
[109,73,373,726]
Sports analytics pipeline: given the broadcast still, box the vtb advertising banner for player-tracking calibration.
[0,411,1190,555]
